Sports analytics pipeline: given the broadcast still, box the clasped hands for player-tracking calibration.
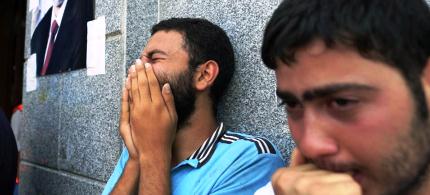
[119,59,178,162]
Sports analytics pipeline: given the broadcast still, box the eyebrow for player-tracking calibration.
[141,49,168,59]
[276,90,299,103]
[277,83,378,102]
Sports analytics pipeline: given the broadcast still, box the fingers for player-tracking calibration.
[145,63,163,105]
[126,75,133,104]
[289,148,306,167]
[297,173,361,195]
[127,58,173,120]
[271,165,322,186]
[129,65,140,105]
[306,173,355,184]
[315,180,362,195]
[162,83,177,121]
[135,59,151,102]
[272,167,361,195]
[120,84,130,126]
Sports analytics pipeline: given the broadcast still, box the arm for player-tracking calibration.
[138,150,171,195]
[110,159,139,195]
[110,82,140,195]
[128,59,177,195]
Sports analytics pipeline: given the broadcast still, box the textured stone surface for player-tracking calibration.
[20,162,104,194]
[21,68,63,168]
[126,0,158,67]
[159,0,294,159]
[24,1,32,59]
[57,38,124,181]
[95,0,123,35]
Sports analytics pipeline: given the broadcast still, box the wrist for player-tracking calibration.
[137,145,171,158]
[127,157,140,166]
[138,150,172,166]
[124,158,140,172]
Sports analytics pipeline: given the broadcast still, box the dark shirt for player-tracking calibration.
[0,109,18,195]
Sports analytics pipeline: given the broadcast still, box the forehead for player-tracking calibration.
[275,40,405,94]
[142,30,187,56]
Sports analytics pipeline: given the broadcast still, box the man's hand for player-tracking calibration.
[109,76,142,195]
[119,77,138,160]
[128,59,178,158]
[271,149,362,195]
[128,59,177,195]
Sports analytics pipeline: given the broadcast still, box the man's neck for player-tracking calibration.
[171,95,218,166]
[53,6,60,18]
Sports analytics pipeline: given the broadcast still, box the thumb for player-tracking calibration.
[162,83,177,122]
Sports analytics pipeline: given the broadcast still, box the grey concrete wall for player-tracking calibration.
[20,0,293,193]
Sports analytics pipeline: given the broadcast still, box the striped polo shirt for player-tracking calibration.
[102,123,285,195]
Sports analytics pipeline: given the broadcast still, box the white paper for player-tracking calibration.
[86,16,106,76]
[26,54,38,92]
[28,0,39,12]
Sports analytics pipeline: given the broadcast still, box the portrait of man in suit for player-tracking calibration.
[30,0,94,76]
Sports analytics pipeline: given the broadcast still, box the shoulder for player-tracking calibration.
[207,131,284,194]
[219,130,280,156]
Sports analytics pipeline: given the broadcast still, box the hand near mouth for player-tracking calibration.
[271,148,362,195]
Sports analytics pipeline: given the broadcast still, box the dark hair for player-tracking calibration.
[151,18,235,112]
[262,0,430,119]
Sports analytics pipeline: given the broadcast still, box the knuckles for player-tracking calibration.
[272,168,362,195]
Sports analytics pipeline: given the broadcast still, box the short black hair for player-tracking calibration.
[151,18,235,112]
[262,0,430,119]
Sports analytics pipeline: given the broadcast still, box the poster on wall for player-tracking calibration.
[30,0,95,77]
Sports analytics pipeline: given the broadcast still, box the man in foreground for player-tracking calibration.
[257,0,430,194]
[103,18,284,194]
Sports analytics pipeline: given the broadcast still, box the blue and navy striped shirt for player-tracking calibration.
[102,123,285,195]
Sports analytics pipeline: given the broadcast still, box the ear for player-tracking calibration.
[193,60,219,91]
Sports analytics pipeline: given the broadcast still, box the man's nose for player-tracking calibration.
[295,110,339,160]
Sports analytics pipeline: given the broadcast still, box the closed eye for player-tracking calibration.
[148,57,164,63]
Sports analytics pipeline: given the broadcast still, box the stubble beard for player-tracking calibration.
[156,68,196,130]
[375,116,430,195]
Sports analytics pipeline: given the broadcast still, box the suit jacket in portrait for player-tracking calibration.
[30,0,94,76]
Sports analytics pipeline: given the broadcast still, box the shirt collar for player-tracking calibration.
[179,123,226,168]
[50,0,68,27]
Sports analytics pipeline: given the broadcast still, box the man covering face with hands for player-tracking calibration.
[103,18,284,195]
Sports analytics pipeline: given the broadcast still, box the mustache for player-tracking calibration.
[309,158,362,173]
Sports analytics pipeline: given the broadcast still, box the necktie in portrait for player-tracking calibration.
[40,20,59,76]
